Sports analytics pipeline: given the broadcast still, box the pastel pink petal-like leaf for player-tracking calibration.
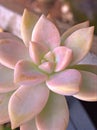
[0,64,18,93]
[46,69,82,95]
[0,39,29,69]
[21,9,38,46]
[64,26,94,65]
[31,15,60,50]
[61,21,89,44]
[29,42,48,65]
[0,92,12,124]
[53,46,73,72]
[36,92,69,130]
[14,60,48,86]
[74,71,97,101]
[20,119,37,130]
[39,62,55,74]
[8,84,49,129]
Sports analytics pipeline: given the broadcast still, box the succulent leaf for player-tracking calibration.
[14,60,48,86]
[74,71,97,101]
[0,64,18,93]
[21,9,38,46]
[31,15,60,50]
[64,26,94,65]
[0,38,29,69]
[20,119,37,130]
[53,46,73,72]
[8,84,49,129]
[29,41,49,65]
[61,21,89,44]
[36,92,69,130]
[46,69,82,95]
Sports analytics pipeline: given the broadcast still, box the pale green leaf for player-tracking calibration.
[21,9,38,46]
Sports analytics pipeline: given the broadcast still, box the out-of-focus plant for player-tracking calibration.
[0,9,97,130]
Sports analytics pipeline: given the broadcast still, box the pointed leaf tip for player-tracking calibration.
[21,8,38,46]
[53,46,73,72]
[64,26,94,65]
[31,14,60,50]
[61,20,89,44]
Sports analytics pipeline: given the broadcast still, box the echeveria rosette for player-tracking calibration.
[0,8,96,130]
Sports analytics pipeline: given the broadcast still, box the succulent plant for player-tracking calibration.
[0,9,97,130]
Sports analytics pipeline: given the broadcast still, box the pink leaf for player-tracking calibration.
[36,92,69,130]
[74,71,97,101]
[20,119,37,130]
[64,26,94,65]
[29,41,48,65]
[39,61,55,74]
[21,9,38,46]
[61,21,89,44]
[46,69,82,95]
[14,60,48,86]
[8,84,49,129]
[0,64,18,92]
[53,46,73,72]
[0,38,29,69]
[31,15,60,50]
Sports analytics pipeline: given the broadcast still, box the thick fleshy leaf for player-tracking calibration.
[31,15,60,50]
[74,71,97,101]
[71,64,97,75]
[0,92,12,124]
[21,9,38,46]
[29,41,48,65]
[39,62,55,74]
[14,60,48,86]
[9,84,49,129]
[64,27,94,65]
[61,21,89,44]
[20,119,37,130]
[53,46,73,72]
[46,69,82,95]
[36,92,69,130]
[0,39,29,69]
[0,64,18,93]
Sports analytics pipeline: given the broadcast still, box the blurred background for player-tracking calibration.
[0,0,97,130]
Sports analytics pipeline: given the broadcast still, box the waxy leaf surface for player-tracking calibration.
[36,92,69,130]
[31,15,60,50]
[9,84,49,129]
[74,71,97,101]
[46,69,82,95]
